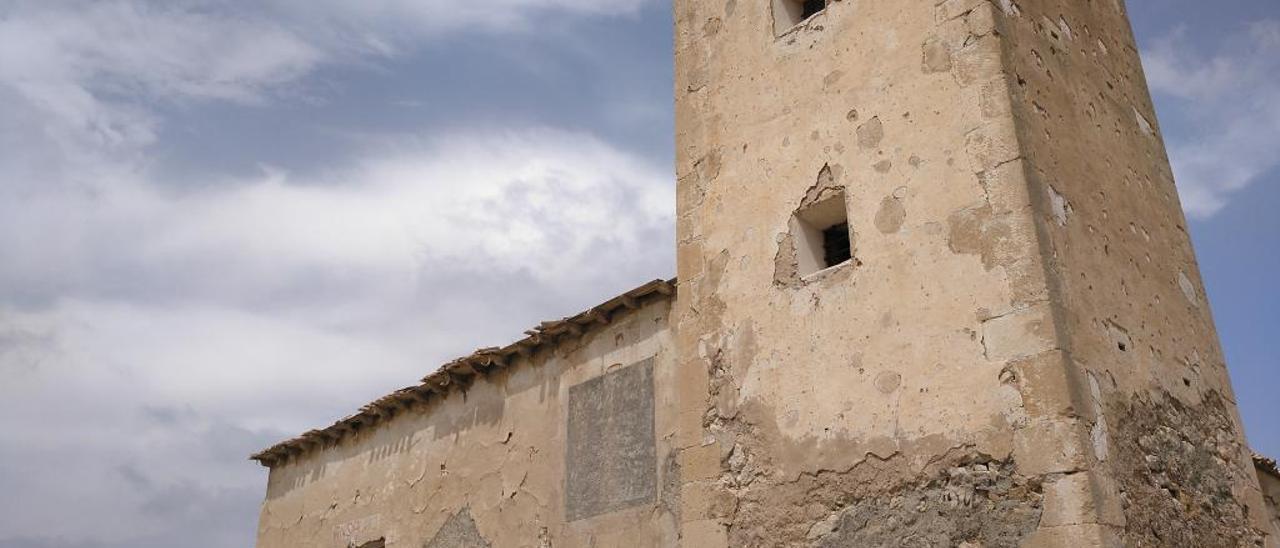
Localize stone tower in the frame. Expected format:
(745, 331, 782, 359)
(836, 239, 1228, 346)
(672, 0, 1271, 546)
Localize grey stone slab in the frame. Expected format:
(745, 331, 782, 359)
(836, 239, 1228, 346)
(422, 508, 490, 548)
(565, 358, 657, 521)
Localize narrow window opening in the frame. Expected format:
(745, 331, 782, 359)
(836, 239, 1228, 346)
(353, 539, 385, 548)
(773, 0, 826, 35)
(791, 190, 853, 278)
(801, 0, 826, 19)
(822, 222, 851, 267)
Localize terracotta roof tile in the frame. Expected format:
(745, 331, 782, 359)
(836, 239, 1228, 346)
(250, 278, 677, 467)
(1256, 453, 1279, 480)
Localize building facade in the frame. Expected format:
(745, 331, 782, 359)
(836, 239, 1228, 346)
(252, 1, 1275, 546)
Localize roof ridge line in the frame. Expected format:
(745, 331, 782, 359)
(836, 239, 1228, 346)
(249, 277, 677, 467)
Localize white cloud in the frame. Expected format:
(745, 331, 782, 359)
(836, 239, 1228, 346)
(0, 2, 670, 545)
(0, 2, 323, 101)
(269, 0, 657, 40)
(1142, 20, 1280, 218)
(0, 128, 672, 307)
(0, 0, 657, 104)
(0, 0, 662, 198)
(0, 0, 659, 96)
(0, 2, 322, 178)
(0, 126, 674, 545)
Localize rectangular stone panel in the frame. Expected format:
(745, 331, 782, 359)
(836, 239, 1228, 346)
(565, 358, 657, 521)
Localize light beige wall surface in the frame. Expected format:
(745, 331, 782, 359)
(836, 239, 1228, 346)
(1261, 470, 1280, 548)
(674, 0, 1060, 545)
(998, 0, 1268, 544)
(673, 0, 1266, 546)
(255, 1, 1269, 546)
(256, 301, 679, 548)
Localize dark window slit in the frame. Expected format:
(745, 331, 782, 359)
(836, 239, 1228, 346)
(802, 0, 826, 19)
(822, 222, 851, 267)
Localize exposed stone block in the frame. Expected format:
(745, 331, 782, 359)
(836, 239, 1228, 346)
(935, 0, 986, 24)
(964, 119, 1021, 174)
(678, 441, 723, 482)
(682, 519, 728, 548)
(1023, 523, 1123, 548)
(952, 35, 1005, 87)
(679, 480, 736, 520)
(965, 3, 998, 36)
(1013, 418, 1091, 476)
(1040, 471, 1125, 528)
(1006, 350, 1091, 421)
(982, 304, 1058, 363)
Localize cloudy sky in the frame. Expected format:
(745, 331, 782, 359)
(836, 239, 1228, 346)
(0, 1, 1276, 546)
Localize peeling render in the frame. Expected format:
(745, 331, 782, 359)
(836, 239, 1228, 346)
(996, 0, 1271, 542)
(252, 0, 1270, 546)
(254, 297, 681, 547)
(675, 0, 1268, 544)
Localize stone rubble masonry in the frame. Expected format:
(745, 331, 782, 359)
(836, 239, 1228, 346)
(251, 0, 1273, 546)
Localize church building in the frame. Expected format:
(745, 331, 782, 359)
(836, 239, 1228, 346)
(252, 0, 1279, 546)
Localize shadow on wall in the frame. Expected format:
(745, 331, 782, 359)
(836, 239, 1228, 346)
(264, 382, 511, 501)
(262, 307, 667, 502)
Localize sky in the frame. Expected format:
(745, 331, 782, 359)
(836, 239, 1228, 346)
(0, 1, 1276, 546)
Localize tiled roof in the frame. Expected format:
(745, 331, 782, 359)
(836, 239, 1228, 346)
(250, 278, 677, 467)
(1257, 453, 1279, 480)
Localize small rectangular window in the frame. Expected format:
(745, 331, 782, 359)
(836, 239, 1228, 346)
(774, 0, 826, 35)
(791, 190, 852, 278)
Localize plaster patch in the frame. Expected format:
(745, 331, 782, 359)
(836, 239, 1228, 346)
(874, 371, 902, 394)
(565, 358, 658, 521)
(922, 36, 953, 74)
(874, 195, 906, 234)
(857, 116, 884, 149)
(1177, 271, 1200, 307)
(1048, 185, 1071, 226)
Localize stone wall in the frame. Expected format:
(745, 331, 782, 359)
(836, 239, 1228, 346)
(674, 0, 1058, 545)
(255, 300, 679, 548)
(254, 1, 1269, 546)
(672, 0, 1267, 546)
(996, 0, 1269, 543)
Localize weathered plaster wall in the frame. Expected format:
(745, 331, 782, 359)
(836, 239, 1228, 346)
(256, 300, 679, 548)
(255, 1, 1266, 546)
(1259, 470, 1280, 547)
(995, 0, 1269, 544)
(674, 0, 1068, 545)
(674, 0, 1265, 546)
